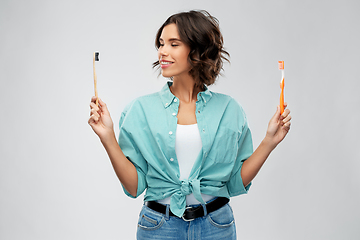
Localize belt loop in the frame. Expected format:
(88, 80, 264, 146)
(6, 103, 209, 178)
(201, 203, 207, 217)
(165, 204, 170, 219)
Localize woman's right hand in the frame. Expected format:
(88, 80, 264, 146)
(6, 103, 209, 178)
(88, 96, 115, 141)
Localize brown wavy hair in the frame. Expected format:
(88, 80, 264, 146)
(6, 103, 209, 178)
(152, 10, 230, 87)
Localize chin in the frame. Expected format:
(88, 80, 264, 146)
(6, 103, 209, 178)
(161, 71, 173, 78)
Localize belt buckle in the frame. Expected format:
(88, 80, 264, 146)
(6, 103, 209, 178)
(181, 206, 195, 222)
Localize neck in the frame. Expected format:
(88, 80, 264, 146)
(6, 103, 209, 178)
(171, 75, 202, 103)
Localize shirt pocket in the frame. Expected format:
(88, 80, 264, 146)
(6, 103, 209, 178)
(207, 126, 240, 164)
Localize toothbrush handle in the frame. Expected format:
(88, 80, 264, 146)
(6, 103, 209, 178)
(280, 78, 284, 114)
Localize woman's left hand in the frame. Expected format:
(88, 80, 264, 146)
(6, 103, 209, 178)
(264, 103, 292, 148)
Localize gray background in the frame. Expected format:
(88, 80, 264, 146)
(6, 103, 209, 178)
(1, 0, 359, 239)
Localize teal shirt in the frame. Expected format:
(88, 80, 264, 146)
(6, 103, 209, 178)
(118, 82, 253, 217)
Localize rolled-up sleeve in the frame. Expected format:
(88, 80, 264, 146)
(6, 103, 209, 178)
(118, 110, 148, 198)
(226, 108, 253, 197)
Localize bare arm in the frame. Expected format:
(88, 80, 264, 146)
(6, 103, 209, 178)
(88, 96, 138, 197)
(241, 104, 292, 187)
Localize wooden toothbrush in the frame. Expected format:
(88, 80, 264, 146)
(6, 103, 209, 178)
(93, 52, 99, 106)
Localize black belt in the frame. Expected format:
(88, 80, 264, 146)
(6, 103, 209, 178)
(145, 197, 229, 221)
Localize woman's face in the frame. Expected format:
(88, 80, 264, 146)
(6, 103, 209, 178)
(158, 23, 191, 79)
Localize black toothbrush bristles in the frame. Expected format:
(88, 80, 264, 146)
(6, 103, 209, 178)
(95, 52, 99, 61)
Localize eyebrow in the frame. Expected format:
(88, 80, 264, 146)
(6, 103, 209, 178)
(159, 37, 182, 42)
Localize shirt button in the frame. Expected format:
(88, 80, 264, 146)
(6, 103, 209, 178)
(174, 99, 178, 102)
(169, 131, 173, 135)
(165, 103, 169, 106)
(204, 100, 207, 103)
(198, 110, 200, 113)
(202, 129, 205, 132)
(170, 158, 174, 161)
(172, 113, 176, 116)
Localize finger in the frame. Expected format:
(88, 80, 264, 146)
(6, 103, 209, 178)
(88, 117, 93, 125)
(90, 108, 100, 119)
(98, 99, 110, 115)
(89, 113, 99, 124)
(90, 102, 99, 110)
(270, 105, 281, 122)
(283, 121, 291, 130)
(281, 108, 291, 119)
(282, 114, 292, 124)
(90, 101, 100, 110)
(91, 96, 98, 104)
(88, 115, 98, 125)
(90, 103, 100, 116)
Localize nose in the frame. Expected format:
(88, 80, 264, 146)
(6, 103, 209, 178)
(158, 45, 168, 58)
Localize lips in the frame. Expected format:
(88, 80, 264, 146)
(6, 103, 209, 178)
(160, 60, 174, 68)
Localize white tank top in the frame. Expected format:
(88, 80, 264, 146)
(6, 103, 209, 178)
(157, 124, 214, 205)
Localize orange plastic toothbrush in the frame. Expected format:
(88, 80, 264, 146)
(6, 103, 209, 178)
(278, 61, 285, 114)
(93, 52, 99, 106)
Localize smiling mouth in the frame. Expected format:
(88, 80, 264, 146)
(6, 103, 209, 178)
(160, 61, 173, 68)
(160, 61, 173, 65)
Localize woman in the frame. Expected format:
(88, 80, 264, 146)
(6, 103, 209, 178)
(89, 10, 291, 240)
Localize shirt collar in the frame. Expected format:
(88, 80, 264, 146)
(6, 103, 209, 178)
(197, 84, 212, 104)
(159, 81, 212, 108)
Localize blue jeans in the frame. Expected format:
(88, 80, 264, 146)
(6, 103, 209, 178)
(137, 202, 236, 240)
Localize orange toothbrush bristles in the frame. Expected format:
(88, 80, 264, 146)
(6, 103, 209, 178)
(278, 61, 285, 114)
